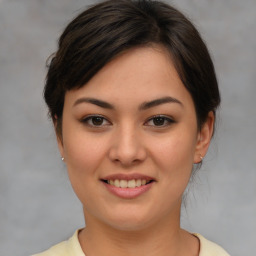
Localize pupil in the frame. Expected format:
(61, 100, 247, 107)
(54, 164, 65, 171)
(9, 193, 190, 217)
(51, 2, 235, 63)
(153, 117, 164, 126)
(92, 117, 103, 125)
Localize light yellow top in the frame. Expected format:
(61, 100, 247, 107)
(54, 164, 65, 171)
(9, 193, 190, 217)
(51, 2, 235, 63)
(32, 230, 230, 256)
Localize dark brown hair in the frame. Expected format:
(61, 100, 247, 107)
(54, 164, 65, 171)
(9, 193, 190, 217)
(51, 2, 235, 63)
(44, 0, 220, 136)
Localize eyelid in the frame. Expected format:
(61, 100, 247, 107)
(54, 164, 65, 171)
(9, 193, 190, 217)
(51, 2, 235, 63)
(81, 114, 112, 127)
(144, 115, 175, 127)
(80, 114, 174, 128)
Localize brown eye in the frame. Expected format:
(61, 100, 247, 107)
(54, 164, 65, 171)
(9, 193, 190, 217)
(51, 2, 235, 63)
(91, 116, 104, 126)
(145, 115, 175, 127)
(152, 116, 166, 126)
(82, 115, 111, 127)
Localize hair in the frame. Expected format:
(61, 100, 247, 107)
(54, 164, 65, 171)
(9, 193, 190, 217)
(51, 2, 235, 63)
(44, 0, 220, 136)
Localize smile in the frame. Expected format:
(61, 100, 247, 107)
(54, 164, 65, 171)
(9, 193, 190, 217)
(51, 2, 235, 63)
(104, 179, 152, 188)
(101, 174, 155, 199)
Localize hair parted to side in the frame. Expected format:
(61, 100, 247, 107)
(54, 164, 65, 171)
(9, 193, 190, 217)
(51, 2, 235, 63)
(44, 0, 220, 137)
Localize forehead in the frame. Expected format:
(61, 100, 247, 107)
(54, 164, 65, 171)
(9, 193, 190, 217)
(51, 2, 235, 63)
(64, 46, 193, 109)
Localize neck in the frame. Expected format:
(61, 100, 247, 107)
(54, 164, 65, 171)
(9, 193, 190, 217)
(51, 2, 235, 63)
(78, 205, 199, 256)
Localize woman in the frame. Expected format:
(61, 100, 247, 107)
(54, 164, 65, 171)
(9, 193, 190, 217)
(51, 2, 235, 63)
(34, 0, 230, 255)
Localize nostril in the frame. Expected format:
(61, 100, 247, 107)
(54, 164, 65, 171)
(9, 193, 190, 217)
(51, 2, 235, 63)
(108, 136, 147, 166)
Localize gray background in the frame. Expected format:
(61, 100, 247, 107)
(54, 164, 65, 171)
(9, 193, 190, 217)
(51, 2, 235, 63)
(0, 0, 255, 255)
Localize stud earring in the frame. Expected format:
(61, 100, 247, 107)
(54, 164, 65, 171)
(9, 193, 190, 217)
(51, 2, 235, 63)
(200, 154, 204, 161)
(61, 157, 64, 161)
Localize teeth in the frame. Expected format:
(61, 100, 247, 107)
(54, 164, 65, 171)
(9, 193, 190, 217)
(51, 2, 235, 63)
(114, 179, 119, 187)
(108, 179, 149, 188)
(128, 179, 136, 188)
(120, 180, 127, 188)
(136, 179, 141, 187)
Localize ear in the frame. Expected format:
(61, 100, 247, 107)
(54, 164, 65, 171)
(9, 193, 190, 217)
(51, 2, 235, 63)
(54, 115, 65, 161)
(56, 134, 65, 161)
(194, 111, 215, 164)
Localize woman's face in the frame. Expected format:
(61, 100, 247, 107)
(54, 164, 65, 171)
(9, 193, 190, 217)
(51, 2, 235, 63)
(58, 46, 213, 231)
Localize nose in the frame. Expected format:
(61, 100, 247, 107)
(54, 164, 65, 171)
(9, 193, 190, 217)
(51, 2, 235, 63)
(108, 124, 147, 167)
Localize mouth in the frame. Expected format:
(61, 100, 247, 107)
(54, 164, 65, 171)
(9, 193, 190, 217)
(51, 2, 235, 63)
(100, 174, 155, 199)
(101, 179, 154, 188)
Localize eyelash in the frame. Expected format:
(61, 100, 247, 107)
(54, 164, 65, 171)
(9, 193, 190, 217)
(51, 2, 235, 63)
(81, 115, 175, 128)
(81, 115, 111, 127)
(144, 115, 175, 127)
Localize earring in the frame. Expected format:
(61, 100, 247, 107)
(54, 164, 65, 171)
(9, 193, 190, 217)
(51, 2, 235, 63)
(61, 157, 65, 161)
(200, 154, 203, 161)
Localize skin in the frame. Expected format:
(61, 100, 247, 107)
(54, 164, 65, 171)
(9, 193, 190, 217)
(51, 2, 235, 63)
(57, 46, 214, 256)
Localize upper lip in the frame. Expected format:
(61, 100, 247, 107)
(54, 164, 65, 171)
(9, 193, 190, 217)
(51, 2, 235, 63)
(101, 173, 156, 182)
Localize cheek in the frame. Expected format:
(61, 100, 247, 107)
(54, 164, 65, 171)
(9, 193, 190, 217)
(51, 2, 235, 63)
(65, 137, 103, 171)
(62, 133, 109, 207)
(152, 134, 196, 168)
(62, 129, 109, 186)
(149, 127, 198, 190)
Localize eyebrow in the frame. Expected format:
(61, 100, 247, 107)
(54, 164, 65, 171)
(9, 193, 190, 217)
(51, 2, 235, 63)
(73, 96, 183, 110)
(73, 97, 114, 109)
(139, 96, 183, 110)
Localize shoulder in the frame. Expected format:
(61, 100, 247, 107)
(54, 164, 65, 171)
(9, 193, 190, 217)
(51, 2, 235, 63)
(31, 230, 85, 256)
(194, 233, 231, 256)
(31, 240, 69, 256)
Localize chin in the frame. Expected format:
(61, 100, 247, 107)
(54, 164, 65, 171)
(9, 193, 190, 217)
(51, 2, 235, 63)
(100, 209, 159, 232)
(107, 218, 153, 232)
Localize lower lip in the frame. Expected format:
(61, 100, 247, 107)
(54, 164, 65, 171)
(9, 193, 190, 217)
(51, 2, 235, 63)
(102, 182, 154, 199)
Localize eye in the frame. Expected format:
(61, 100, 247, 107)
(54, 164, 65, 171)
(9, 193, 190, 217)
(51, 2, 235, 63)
(81, 115, 111, 127)
(145, 115, 175, 127)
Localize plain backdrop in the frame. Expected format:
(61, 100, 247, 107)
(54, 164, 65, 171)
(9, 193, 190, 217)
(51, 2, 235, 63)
(0, 0, 255, 255)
